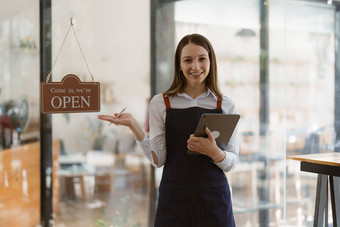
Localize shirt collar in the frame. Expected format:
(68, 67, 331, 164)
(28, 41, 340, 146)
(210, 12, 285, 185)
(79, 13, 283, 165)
(178, 88, 217, 100)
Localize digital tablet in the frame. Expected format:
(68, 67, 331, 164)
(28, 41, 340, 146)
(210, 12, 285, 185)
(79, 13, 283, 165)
(187, 113, 240, 155)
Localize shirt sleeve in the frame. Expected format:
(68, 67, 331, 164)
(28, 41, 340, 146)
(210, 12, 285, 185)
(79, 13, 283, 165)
(135, 94, 167, 168)
(214, 97, 239, 172)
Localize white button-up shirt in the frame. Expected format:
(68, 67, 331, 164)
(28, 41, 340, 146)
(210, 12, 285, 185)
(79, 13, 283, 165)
(137, 89, 239, 172)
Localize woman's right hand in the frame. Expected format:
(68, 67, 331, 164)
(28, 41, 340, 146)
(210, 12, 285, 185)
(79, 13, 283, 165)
(97, 113, 145, 141)
(98, 113, 135, 128)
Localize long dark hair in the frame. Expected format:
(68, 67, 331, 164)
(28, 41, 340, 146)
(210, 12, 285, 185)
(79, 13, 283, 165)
(164, 33, 222, 98)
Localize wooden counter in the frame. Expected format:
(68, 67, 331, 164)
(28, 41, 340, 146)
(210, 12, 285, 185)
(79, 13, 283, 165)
(0, 140, 60, 227)
(287, 152, 340, 227)
(287, 152, 340, 167)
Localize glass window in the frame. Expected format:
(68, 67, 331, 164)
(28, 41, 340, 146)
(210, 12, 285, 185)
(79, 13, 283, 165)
(152, 0, 335, 226)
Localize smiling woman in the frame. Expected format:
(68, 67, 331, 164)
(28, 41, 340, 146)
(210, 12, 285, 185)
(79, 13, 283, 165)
(165, 33, 221, 100)
(180, 43, 210, 96)
(98, 33, 239, 227)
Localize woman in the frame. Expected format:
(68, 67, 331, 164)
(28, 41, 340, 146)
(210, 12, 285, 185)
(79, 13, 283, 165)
(98, 33, 238, 227)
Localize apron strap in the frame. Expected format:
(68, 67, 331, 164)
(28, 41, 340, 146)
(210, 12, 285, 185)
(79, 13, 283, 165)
(162, 93, 171, 109)
(217, 96, 222, 109)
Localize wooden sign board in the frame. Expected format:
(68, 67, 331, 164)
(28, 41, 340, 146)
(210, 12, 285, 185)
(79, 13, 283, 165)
(40, 74, 100, 113)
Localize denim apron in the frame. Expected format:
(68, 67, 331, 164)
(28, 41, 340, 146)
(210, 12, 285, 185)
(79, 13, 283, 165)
(154, 93, 235, 227)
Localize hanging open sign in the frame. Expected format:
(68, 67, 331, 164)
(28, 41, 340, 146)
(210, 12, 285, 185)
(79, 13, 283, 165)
(40, 74, 100, 113)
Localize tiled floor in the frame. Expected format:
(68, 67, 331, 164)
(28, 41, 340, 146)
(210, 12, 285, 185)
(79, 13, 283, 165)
(53, 158, 329, 227)
(54, 153, 150, 227)
(54, 170, 149, 227)
(54, 193, 148, 227)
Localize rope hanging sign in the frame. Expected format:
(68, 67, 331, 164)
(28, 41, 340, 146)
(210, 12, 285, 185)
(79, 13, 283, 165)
(40, 17, 100, 114)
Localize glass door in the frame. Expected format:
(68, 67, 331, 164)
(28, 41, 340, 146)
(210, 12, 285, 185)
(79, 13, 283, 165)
(50, 1, 152, 226)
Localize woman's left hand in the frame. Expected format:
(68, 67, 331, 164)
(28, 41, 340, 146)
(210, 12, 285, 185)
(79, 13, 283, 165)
(187, 127, 226, 163)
